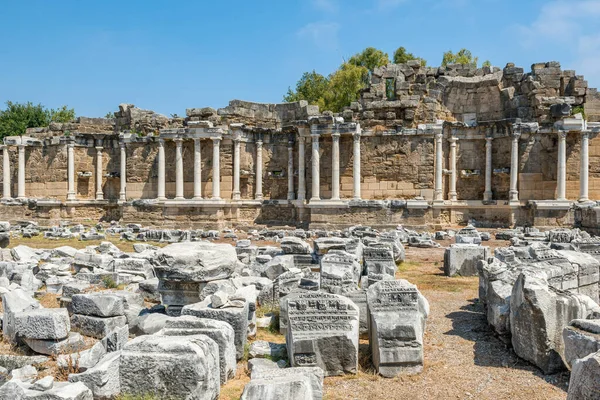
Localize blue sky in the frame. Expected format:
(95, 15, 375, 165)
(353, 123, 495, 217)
(1, 0, 599, 118)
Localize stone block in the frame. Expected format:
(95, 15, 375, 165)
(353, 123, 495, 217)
(71, 314, 127, 339)
(119, 335, 220, 400)
(71, 293, 125, 317)
(444, 244, 489, 277)
(2, 288, 41, 344)
(367, 280, 429, 377)
(181, 297, 249, 360)
(284, 292, 359, 376)
(69, 351, 121, 400)
(24, 332, 85, 356)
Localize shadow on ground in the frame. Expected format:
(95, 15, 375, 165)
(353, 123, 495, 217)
(444, 298, 569, 392)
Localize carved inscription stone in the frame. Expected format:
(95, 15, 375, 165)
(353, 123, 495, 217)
(367, 279, 429, 377)
(363, 246, 396, 287)
(284, 292, 359, 376)
(320, 250, 361, 295)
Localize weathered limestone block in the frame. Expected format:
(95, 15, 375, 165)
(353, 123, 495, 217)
(444, 244, 489, 277)
(250, 366, 324, 400)
(280, 237, 312, 254)
(367, 280, 429, 376)
(101, 325, 129, 352)
(320, 250, 361, 294)
(69, 351, 121, 400)
(24, 332, 85, 356)
(363, 245, 396, 286)
(119, 335, 220, 400)
(181, 297, 249, 360)
(0, 380, 93, 399)
(153, 242, 239, 311)
(567, 349, 600, 400)
(157, 315, 237, 384)
(510, 271, 600, 374)
(241, 375, 314, 400)
(563, 319, 600, 369)
(2, 288, 40, 344)
(263, 255, 294, 281)
(71, 314, 127, 339)
(284, 292, 359, 376)
(71, 293, 125, 317)
(15, 308, 70, 340)
(455, 224, 482, 244)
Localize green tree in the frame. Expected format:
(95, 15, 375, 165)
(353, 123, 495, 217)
(442, 49, 479, 67)
(283, 70, 330, 110)
(347, 47, 390, 72)
(49, 105, 75, 123)
(482, 60, 492, 68)
(104, 112, 114, 119)
(0, 101, 75, 138)
(324, 63, 369, 112)
(393, 46, 426, 66)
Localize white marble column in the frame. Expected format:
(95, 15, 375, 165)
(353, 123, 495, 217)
(556, 131, 567, 201)
(193, 138, 202, 200)
(174, 138, 184, 200)
(212, 138, 221, 200)
(17, 144, 26, 199)
(509, 131, 520, 203)
(67, 143, 76, 201)
(232, 138, 241, 200)
(119, 142, 126, 202)
(157, 139, 166, 200)
(448, 136, 458, 201)
(353, 132, 361, 199)
(287, 140, 294, 200)
(95, 143, 103, 201)
(434, 133, 443, 202)
(580, 131, 590, 202)
(331, 133, 340, 200)
(298, 137, 306, 201)
(484, 136, 493, 202)
(255, 138, 263, 200)
(311, 133, 320, 201)
(2, 146, 11, 200)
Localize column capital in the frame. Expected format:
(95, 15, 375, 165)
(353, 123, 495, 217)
(95, 146, 103, 152)
(353, 131, 361, 141)
(210, 137, 222, 143)
(448, 136, 458, 144)
(485, 135, 494, 142)
(158, 138, 165, 145)
(581, 131, 590, 139)
(311, 133, 320, 139)
(119, 141, 126, 149)
(173, 137, 183, 143)
(511, 130, 521, 140)
(256, 139, 263, 147)
(558, 131, 568, 140)
(331, 132, 341, 138)
(17, 143, 26, 149)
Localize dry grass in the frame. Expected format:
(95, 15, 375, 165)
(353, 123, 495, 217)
(8, 235, 168, 253)
(36, 292, 61, 308)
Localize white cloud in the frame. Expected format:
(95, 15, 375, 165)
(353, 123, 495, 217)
(312, 0, 338, 13)
(297, 21, 340, 50)
(516, 0, 600, 86)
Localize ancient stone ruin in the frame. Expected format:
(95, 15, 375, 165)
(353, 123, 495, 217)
(0, 61, 599, 232)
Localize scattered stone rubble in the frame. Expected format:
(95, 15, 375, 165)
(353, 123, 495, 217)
(4, 221, 600, 398)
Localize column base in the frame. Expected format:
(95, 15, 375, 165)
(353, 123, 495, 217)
(287, 194, 295, 201)
(483, 191, 493, 202)
(157, 197, 167, 201)
(579, 197, 592, 203)
(255, 195, 263, 201)
(193, 196, 203, 200)
(175, 197, 185, 201)
(232, 192, 241, 201)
